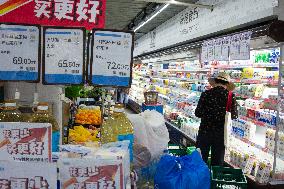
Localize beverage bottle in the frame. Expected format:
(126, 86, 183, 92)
(29, 102, 60, 152)
(0, 100, 23, 122)
(101, 104, 134, 161)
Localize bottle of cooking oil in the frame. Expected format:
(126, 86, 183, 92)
(29, 102, 60, 152)
(0, 100, 23, 122)
(101, 103, 134, 161)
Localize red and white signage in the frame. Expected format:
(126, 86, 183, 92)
(59, 158, 124, 189)
(0, 122, 52, 162)
(0, 161, 57, 189)
(0, 0, 106, 30)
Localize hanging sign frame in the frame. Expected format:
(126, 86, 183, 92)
(90, 29, 134, 87)
(42, 26, 86, 85)
(0, 23, 41, 82)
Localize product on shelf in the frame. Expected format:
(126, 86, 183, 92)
(75, 106, 102, 125)
(100, 104, 134, 161)
(68, 125, 99, 144)
(29, 102, 60, 152)
(0, 100, 23, 122)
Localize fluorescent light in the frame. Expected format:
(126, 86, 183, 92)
(134, 4, 170, 32)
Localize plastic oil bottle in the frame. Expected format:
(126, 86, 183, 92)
(29, 102, 60, 152)
(0, 100, 23, 122)
(101, 103, 134, 161)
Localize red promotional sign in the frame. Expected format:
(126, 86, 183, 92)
(0, 0, 105, 30)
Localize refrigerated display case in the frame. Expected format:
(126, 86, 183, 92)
(129, 21, 284, 186)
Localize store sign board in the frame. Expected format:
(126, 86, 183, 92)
(91, 30, 134, 87)
(58, 158, 123, 189)
(0, 24, 40, 81)
(134, 0, 278, 56)
(43, 27, 85, 85)
(0, 161, 57, 188)
(0, 122, 52, 162)
(0, 0, 106, 30)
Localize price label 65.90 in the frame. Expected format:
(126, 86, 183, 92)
(43, 27, 85, 85)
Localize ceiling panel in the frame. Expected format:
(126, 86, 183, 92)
(105, 0, 199, 39)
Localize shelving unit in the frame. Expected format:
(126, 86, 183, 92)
(129, 41, 284, 186)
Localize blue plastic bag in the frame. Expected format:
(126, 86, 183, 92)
(154, 151, 210, 189)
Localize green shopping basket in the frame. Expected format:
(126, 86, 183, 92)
(211, 166, 247, 189)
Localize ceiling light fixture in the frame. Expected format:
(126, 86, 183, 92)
(134, 3, 170, 32)
(135, 0, 213, 10)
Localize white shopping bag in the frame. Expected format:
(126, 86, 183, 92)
(224, 92, 233, 147)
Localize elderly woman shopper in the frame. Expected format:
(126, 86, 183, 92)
(195, 72, 238, 166)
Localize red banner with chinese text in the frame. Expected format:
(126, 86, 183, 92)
(0, 0, 105, 30)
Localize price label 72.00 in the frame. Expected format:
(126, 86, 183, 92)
(91, 30, 134, 87)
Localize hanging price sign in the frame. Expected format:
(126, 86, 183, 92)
(0, 161, 57, 189)
(221, 37, 230, 61)
(229, 34, 241, 60)
(239, 31, 252, 60)
(0, 24, 40, 81)
(0, 122, 52, 162)
(43, 27, 85, 85)
(91, 30, 134, 87)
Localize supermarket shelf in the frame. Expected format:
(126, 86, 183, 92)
(127, 99, 141, 113)
(166, 69, 210, 72)
(232, 134, 268, 152)
(232, 79, 278, 85)
(165, 121, 196, 144)
(151, 76, 208, 83)
(158, 93, 170, 99)
(224, 160, 266, 186)
(209, 64, 279, 69)
(239, 116, 276, 130)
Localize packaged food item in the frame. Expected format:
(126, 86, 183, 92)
(0, 100, 23, 122)
(68, 125, 99, 144)
(255, 160, 272, 184)
(75, 107, 102, 125)
(29, 102, 60, 152)
(101, 104, 134, 161)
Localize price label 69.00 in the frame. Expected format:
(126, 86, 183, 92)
(0, 24, 40, 81)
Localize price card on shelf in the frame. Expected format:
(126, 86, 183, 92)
(0, 161, 57, 189)
(43, 27, 85, 85)
(0, 122, 52, 162)
(91, 30, 134, 87)
(58, 158, 123, 189)
(0, 24, 40, 81)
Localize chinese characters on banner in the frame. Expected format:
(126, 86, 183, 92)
(201, 31, 252, 63)
(0, 122, 52, 162)
(43, 27, 85, 84)
(0, 161, 57, 189)
(59, 158, 124, 189)
(0, 24, 40, 81)
(0, 0, 105, 30)
(91, 30, 134, 87)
